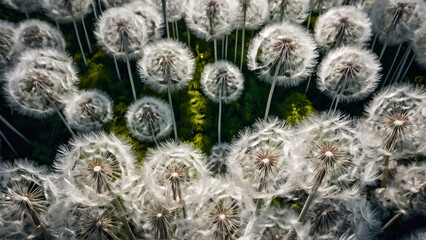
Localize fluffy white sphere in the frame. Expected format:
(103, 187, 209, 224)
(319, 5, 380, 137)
(3, 48, 79, 118)
(317, 46, 381, 103)
(95, 7, 148, 60)
(124, 1, 164, 41)
(200, 60, 244, 104)
(185, 0, 238, 41)
(125, 96, 173, 142)
(64, 90, 113, 132)
(314, 6, 372, 51)
(138, 39, 195, 93)
(247, 21, 318, 87)
(43, 0, 93, 23)
(268, 0, 310, 24)
(13, 19, 65, 54)
(54, 132, 138, 205)
(236, 0, 269, 30)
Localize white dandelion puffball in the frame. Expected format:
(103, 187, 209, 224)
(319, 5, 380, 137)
(317, 46, 381, 103)
(125, 96, 173, 142)
(185, 0, 238, 41)
(296, 112, 379, 198)
(375, 162, 426, 215)
(54, 132, 138, 204)
(142, 141, 209, 204)
(227, 118, 297, 201)
(311, 0, 343, 12)
(1, 0, 41, 14)
(201, 60, 244, 104)
(125, 1, 164, 41)
(43, 0, 93, 23)
(370, 0, 421, 45)
(268, 0, 310, 24)
(236, 0, 269, 30)
(414, 23, 426, 68)
(315, 6, 372, 51)
(0, 20, 15, 70)
(101, 0, 133, 8)
(138, 39, 195, 93)
(0, 159, 53, 239)
(13, 19, 65, 54)
(64, 90, 113, 132)
(363, 84, 426, 157)
(151, 0, 184, 22)
(95, 7, 148, 60)
(247, 21, 318, 87)
(3, 48, 79, 118)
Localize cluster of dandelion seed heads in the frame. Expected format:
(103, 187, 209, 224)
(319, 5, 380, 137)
(43, 0, 93, 23)
(317, 46, 381, 103)
(126, 96, 173, 142)
(13, 20, 65, 54)
(201, 60, 244, 103)
(54, 132, 137, 204)
(138, 39, 195, 93)
(3, 48, 79, 118)
(96, 7, 148, 60)
(64, 90, 113, 132)
(247, 21, 318, 87)
(185, 0, 238, 41)
(315, 6, 372, 51)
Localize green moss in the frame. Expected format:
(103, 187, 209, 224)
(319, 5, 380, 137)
(278, 92, 315, 125)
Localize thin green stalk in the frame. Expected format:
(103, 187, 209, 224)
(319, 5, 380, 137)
(0, 115, 32, 145)
(72, 19, 87, 66)
(125, 55, 137, 101)
(264, 63, 281, 120)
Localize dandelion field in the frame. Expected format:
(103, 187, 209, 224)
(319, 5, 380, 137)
(0, 0, 425, 239)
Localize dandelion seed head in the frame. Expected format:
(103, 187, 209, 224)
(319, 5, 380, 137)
(96, 7, 148, 60)
(64, 90, 113, 132)
(317, 46, 381, 103)
(201, 61, 244, 103)
(125, 1, 163, 41)
(43, 0, 93, 23)
(126, 96, 173, 142)
(248, 21, 318, 87)
(235, 0, 269, 30)
(185, 0, 238, 41)
(14, 20, 65, 54)
(0, 20, 15, 69)
(3, 48, 79, 118)
(315, 6, 372, 51)
(138, 39, 195, 93)
(268, 0, 310, 24)
(413, 23, 426, 68)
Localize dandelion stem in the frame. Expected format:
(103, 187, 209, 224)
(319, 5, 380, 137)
(225, 35, 228, 59)
(186, 25, 191, 45)
(285, 170, 325, 240)
(391, 44, 412, 84)
(113, 55, 122, 81)
(218, 90, 222, 144)
(0, 129, 17, 155)
(81, 17, 92, 54)
(399, 54, 415, 83)
(55, 20, 60, 30)
(240, 5, 247, 70)
(26, 204, 51, 240)
(0, 115, 33, 145)
(92, 2, 98, 19)
(148, 120, 159, 147)
(305, 74, 312, 94)
(161, 0, 170, 38)
(73, 19, 87, 66)
(222, 38, 225, 59)
(98, 0, 103, 13)
(175, 21, 179, 40)
(264, 63, 281, 120)
(25, 11, 29, 19)
(382, 212, 402, 230)
(112, 197, 136, 240)
(214, 39, 218, 62)
(371, 35, 377, 51)
(381, 155, 390, 188)
(382, 42, 402, 87)
(379, 41, 388, 61)
(307, 10, 312, 29)
(234, 29, 239, 63)
(125, 55, 137, 101)
(167, 78, 178, 141)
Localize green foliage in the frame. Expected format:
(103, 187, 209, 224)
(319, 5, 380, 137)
(277, 92, 315, 125)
